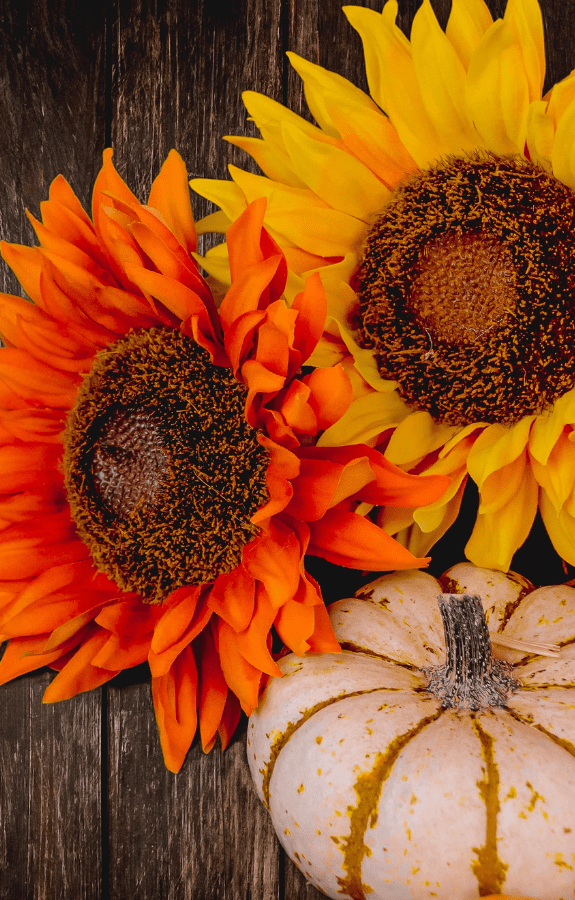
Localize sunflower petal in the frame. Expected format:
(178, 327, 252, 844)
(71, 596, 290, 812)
(410, 0, 480, 154)
(308, 507, 430, 570)
(152, 644, 198, 773)
(286, 51, 380, 137)
(147, 149, 197, 255)
(343, 2, 445, 167)
(446, 0, 493, 69)
(465, 18, 530, 154)
(465, 455, 538, 570)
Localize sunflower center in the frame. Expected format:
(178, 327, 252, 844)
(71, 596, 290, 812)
(359, 153, 575, 426)
(410, 231, 518, 346)
(64, 328, 270, 602)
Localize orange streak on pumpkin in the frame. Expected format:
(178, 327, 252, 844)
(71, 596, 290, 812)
(470, 714, 509, 896)
(336, 709, 444, 900)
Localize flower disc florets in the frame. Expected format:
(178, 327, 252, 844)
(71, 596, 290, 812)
(64, 327, 270, 602)
(359, 153, 575, 426)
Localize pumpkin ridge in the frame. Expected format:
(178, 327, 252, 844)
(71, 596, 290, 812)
(505, 706, 575, 761)
(337, 708, 444, 900)
(470, 714, 509, 895)
(495, 590, 535, 635)
(338, 641, 417, 670)
(261, 684, 411, 809)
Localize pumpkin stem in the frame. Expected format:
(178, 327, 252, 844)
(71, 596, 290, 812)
(423, 594, 519, 710)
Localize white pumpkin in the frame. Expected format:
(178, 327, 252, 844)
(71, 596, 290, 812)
(247, 565, 575, 900)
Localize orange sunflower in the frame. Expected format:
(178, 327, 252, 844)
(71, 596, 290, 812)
(0, 149, 448, 771)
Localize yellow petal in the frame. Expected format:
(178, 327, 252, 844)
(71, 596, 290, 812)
(547, 69, 575, 128)
(410, 0, 480, 154)
(286, 51, 379, 137)
(228, 164, 327, 210)
(343, 2, 445, 168)
(551, 94, 575, 190)
(529, 387, 575, 466)
(385, 411, 459, 467)
(190, 177, 246, 222)
(194, 209, 230, 236)
(526, 99, 554, 170)
(466, 416, 534, 489)
(318, 389, 409, 448)
(280, 122, 389, 220)
(465, 18, 530, 155)
(465, 456, 538, 571)
(446, 0, 493, 69)
(504, 0, 545, 102)
(242, 90, 335, 155)
(478, 449, 532, 515)
(539, 490, 575, 567)
(192, 243, 231, 286)
(325, 98, 416, 187)
(530, 431, 575, 515)
(410, 479, 467, 555)
(264, 206, 367, 259)
(223, 135, 306, 189)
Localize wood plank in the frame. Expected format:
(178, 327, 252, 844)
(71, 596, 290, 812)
(108, 0, 285, 226)
(107, 681, 279, 899)
(0, 673, 102, 900)
(0, 0, 106, 898)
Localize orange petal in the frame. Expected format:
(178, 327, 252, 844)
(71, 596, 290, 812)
(0, 634, 64, 685)
(307, 601, 340, 653)
(216, 692, 242, 751)
(129, 217, 210, 302)
(207, 565, 256, 632)
(219, 253, 287, 332)
(231, 584, 281, 677)
(43, 630, 119, 701)
(148, 149, 197, 255)
(300, 444, 450, 507)
(308, 508, 431, 570)
(92, 149, 140, 242)
(226, 197, 286, 296)
(0, 243, 44, 306)
(274, 597, 316, 657)
(0, 524, 88, 581)
(0, 408, 66, 444)
(124, 264, 216, 334)
(152, 643, 198, 773)
(148, 595, 212, 679)
(198, 624, 230, 752)
(279, 379, 318, 435)
(224, 308, 267, 376)
(291, 272, 328, 364)
(0, 443, 62, 493)
(150, 586, 202, 655)
(242, 518, 301, 608)
(216, 619, 263, 716)
(0, 348, 79, 408)
(45, 174, 94, 230)
(304, 364, 353, 430)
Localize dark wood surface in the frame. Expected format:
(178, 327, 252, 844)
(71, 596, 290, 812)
(1, 1, 575, 897)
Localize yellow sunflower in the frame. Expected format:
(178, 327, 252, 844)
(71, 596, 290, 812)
(0, 149, 448, 772)
(191, 0, 575, 573)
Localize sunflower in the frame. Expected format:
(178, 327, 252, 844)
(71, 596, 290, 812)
(0, 149, 448, 772)
(191, 0, 575, 574)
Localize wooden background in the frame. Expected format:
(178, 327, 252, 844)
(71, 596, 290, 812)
(1, 0, 575, 897)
